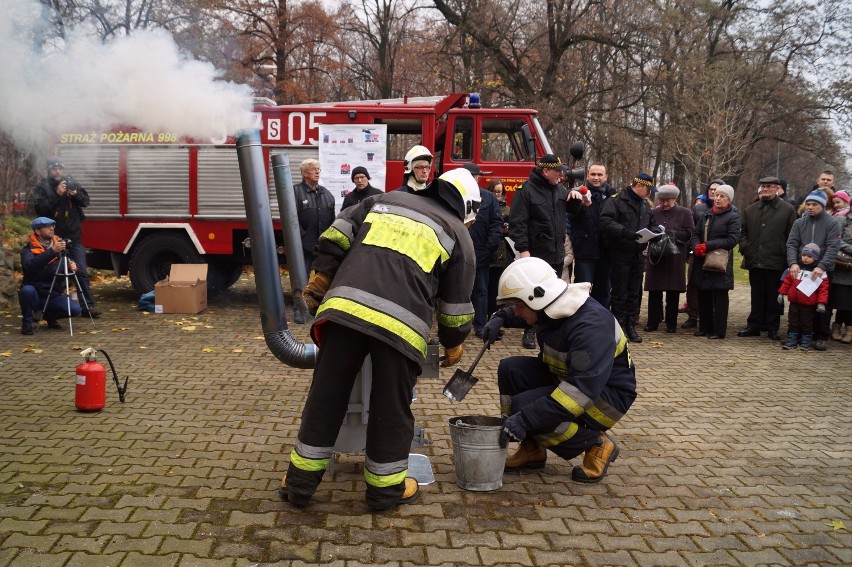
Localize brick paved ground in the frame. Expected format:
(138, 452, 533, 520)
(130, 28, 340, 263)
(0, 274, 849, 566)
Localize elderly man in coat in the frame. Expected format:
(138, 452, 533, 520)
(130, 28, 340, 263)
(736, 176, 796, 340)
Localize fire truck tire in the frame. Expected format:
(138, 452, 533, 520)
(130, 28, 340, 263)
(129, 232, 202, 293)
(207, 261, 243, 292)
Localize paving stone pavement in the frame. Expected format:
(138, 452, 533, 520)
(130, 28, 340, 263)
(0, 274, 850, 566)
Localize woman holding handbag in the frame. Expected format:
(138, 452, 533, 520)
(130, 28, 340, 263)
(644, 184, 694, 333)
(689, 184, 741, 339)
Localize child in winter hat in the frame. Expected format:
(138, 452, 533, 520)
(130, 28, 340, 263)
(777, 242, 829, 351)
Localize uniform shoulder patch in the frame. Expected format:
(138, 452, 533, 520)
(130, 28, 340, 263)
(570, 350, 592, 372)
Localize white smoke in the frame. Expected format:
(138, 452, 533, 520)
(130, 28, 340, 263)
(0, 0, 256, 152)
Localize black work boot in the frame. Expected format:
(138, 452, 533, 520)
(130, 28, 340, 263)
(366, 477, 420, 512)
(521, 328, 536, 349)
(279, 465, 325, 508)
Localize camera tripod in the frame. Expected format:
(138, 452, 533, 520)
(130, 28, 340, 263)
(38, 244, 94, 336)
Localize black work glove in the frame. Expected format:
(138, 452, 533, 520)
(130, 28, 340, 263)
(499, 413, 528, 448)
(482, 312, 506, 346)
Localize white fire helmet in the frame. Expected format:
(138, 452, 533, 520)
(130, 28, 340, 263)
(438, 168, 481, 224)
(497, 257, 567, 311)
(403, 145, 433, 175)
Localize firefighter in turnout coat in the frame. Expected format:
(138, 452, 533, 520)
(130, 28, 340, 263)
(280, 169, 480, 511)
(480, 257, 637, 483)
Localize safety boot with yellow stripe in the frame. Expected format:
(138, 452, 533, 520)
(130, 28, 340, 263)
(571, 431, 619, 483)
(504, 439, 547, 472)
(366, 477, 420, 511)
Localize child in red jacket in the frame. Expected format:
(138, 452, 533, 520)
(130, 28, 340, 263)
(778, 243, 830, 351)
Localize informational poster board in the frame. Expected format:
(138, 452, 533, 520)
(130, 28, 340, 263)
(318, 124, 387, 212)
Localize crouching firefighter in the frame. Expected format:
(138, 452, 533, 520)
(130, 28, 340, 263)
(280, 168, 480, 511)
(480, 256, 637, 482)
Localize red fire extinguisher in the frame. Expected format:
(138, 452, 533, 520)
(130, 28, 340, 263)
(76, 348, 128, 412)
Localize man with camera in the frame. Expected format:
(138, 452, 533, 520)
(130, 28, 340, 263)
(19, 217, 82, 335)
(33, 157, 99, 317)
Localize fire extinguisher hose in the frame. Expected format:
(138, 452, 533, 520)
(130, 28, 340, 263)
(96, 349, 128, 403)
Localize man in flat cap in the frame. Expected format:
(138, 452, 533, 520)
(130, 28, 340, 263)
(599, 172, 659, 343)
(508, 153, 570, 348)
(737, 176, 796, 340)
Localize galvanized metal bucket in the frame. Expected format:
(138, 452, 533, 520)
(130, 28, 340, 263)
(448, 416, 507, 491)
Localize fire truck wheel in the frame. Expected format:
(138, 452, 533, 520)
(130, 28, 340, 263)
(207, 261, 243, 293)
(129, 232, 201, 293)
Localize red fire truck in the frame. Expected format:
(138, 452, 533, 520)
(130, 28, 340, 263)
(56, 93, 559, 292)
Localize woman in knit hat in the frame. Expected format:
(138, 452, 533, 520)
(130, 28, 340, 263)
(688, 184, 741, 339)
(643, 184, 694, 333)
(830, 190, 849, 217)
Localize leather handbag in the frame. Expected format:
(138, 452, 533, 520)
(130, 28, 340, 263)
(835, 249, 852, 270)
(647, 233, 679, 265)
(701, 220, 730, 273)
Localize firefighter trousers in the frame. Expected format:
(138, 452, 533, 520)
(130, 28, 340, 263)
(286, 321, 419, 509)
(497, 355, 601, 460)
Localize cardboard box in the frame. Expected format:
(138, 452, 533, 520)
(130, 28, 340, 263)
(154, 264, 208, 314)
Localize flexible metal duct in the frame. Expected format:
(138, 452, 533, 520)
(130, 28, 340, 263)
(270, 153, 310, 319)
(236, 130, 317, 369)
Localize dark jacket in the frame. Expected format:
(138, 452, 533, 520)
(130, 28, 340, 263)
(786, 210, 842, 272)
(293, 181, 335, 256)
(599, 186, 654, 261)
(689, 207, 741, 290)
(496, 285, 636, 435)
(341, 185, 383, 210)
(312, 190, 475, 367)
(21, 234, 65, 297)
(469, 189, 505, 267)
(644, 205, 694, 292)
(739, 196, 796, 271)
(567, 182, 616, 260)
(33, 176, 90, 241)
(832, 215, 852, 286)
(508, 168, 568, 266)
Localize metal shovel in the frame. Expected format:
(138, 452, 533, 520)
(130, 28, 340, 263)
(443, 340, 490, 402)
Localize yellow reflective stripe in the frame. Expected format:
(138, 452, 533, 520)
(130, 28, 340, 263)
(586, 398, 623, 428)
(534, 422, 579, 448)
(587, 406, 617, 428)
(289, 449, 329, 472)
(551, 388, 585, 417)
(362, 212, 449, 272)
(613, 323, 632, 366)
(542, 353, 568, 379)
(364, 468, 408, 488)
(437, 312, 473, 328)
(317, 297, 427, 357)
(319, 226, 351, 251)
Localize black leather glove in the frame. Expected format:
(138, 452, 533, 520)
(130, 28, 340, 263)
(482, 312, 506, 346)
(498, 413, 528, 448)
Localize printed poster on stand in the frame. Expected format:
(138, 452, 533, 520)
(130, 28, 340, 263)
(318, 124, 387, 213)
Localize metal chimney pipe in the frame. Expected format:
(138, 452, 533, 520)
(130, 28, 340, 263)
(236, 130, 317, 369)
(271, 153, 309, 318)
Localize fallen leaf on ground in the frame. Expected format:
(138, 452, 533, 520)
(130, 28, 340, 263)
(182, 326, 197, 331)
(232, 348, 243, 353)
(0, 352, 12, 357)
(202, 348, 215, 353)
(826, 520, 846, 530)
(111, 327, 130, 332)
